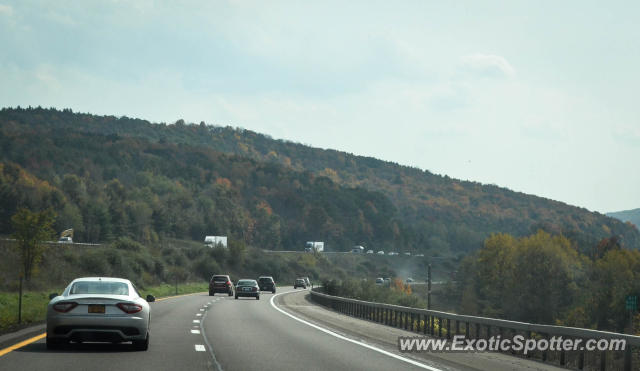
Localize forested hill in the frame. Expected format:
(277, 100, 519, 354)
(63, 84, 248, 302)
(1, 107, 638, 252)
(607, 209, 640, 229)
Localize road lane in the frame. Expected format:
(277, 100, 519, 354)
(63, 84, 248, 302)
(201, 287, 439, 371)
(0, 292, 217, 371)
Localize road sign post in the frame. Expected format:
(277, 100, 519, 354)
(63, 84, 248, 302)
(626, 295, 637, 335)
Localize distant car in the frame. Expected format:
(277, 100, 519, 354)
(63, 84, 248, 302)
(406, 278, 414, 283)
(366, 249, 374, 254)
(377, 250, 384, 255)
(404, 252, 411, 256)
(58, 236, 73, 244)
(258, 276, 276, 293)
(294, 278, 307, 289)
(383, 278, 391, 286)
(235, 279, 260, 300)
(209, 275, 234, 296)
(302, 277, 311, 288)
(375, 277, 384, 285)
(415, 254, 425, 257)
(46, 277, 154, 350)
(388, 252, 398, 256)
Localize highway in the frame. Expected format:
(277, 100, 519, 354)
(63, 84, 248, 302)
(0, 287, 563, 371)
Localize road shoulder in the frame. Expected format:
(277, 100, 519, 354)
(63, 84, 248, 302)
(275, 290, 566, 371)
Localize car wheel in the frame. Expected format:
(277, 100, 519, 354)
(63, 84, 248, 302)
(235, 295, 238, 299)
(46, 337, 64, 350)
(209, 291, 213, 296)
(272, 289, 276, 294)
(256, 295, 260, 300)
(228, 291, 233, 296)
(132, 333, 149, 351)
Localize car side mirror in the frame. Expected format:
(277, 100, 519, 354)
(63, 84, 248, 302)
(49, 293, 58, 300)
(146, 294, 156, 302)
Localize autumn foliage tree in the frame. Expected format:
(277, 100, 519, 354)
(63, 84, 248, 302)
(11, 208, 56, 281)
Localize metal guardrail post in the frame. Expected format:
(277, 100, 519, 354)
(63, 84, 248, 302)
(623, 344, 631, 371)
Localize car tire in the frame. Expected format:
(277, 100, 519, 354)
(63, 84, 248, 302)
(132, 333, 149, 351)
(235, 295, 238, 299)
(256, 295, 260, 300)
(228, 291, 233, 296)
(272, 289, 276, 294)
(46, 337, 64, 350)
(209, 291, 214, 296)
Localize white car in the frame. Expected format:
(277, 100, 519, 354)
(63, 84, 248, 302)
(58, 236, 73, 244)
(377, 250, 384, 255)
(46, 277, 154, 350)
(388, 252, 398, 256)
(366, 249, 374, 254)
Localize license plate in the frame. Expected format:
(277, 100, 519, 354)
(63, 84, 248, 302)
(243, 287, 250, 291)
(88, 304, 105, 314)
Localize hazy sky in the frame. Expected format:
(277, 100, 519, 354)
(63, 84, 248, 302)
(1, 1, 638, 213)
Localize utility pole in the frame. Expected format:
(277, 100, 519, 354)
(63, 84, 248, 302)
(427, 264, 432, 310)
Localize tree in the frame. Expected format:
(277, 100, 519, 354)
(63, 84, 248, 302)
(11, 208, 56, 281)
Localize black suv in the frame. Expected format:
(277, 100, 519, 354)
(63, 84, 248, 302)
(209, 274, 234, 296)
(257, 276, 276, 293)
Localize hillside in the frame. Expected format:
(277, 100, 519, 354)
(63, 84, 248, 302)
(1, 107, 638, 252)
(607, 208, 640, 229)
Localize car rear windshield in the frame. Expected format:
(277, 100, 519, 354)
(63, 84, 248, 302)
(212, 276, 228, 282)
(258, 278, 273, 283)
(70, 281, 129, 295)
(237, 280, 255, 286)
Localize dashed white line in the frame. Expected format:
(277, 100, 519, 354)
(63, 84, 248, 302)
(195, 344, 206, 352)
(196, 313, 202, 316)
(193, 319, 200, 323)
(200, 308, 205, 311)
(191, 329, 201, 334)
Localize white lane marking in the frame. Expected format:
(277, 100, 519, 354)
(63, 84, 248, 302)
(193, 320, 200, 323)
(195, 344, 206, 352)
(191, 329, 201, 334)
(196, 313, 202, 316)
(200, 308, 205, 311)
(270, 292, 442, 371)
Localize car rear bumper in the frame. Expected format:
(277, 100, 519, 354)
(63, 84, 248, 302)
(210, 286, 232, 293)
(236, 292, 259, 297)
(47, 315, 149, 342)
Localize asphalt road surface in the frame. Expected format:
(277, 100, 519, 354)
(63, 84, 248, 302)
(0, 287, 563, 371)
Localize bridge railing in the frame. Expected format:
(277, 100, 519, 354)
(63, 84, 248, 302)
(310, 289, 640, 371)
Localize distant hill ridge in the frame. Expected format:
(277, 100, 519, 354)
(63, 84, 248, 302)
(607, 208, 640, 229)
(1, 106, 638, 252)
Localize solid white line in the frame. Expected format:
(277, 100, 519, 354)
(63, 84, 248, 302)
(193, 320, 200, 323)
(191, 329, 201, 334)
(270, 291, 443, 371)
(200, 308, 205, 311)
(195, 344, 206, 352)
(197, 313, 202, 316)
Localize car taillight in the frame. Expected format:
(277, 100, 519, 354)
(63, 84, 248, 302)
(53, 302, 78, 313)
(226, 281, 231, 286)
(252, 287, 257, 292)
(117, 303, 143, 314)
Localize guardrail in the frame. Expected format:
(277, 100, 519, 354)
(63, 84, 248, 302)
(310, 290, 640, 371)
(1, 238, 102, 247)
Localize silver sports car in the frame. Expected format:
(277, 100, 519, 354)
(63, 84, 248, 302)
(46, 277, 154, 350)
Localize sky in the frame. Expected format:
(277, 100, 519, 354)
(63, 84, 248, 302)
(1, 0, 638, 213)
